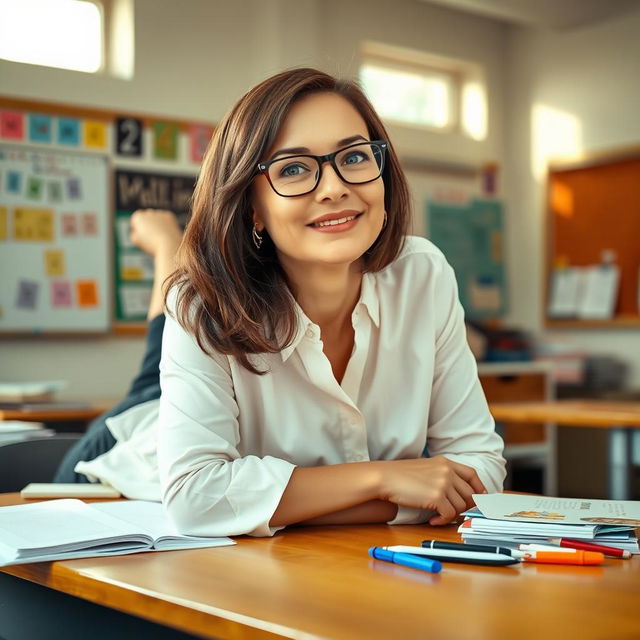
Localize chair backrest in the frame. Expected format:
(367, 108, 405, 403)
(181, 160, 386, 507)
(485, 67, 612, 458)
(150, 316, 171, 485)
(0, 434, 82, 492)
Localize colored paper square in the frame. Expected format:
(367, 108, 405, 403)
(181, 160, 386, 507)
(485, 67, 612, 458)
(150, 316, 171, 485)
(6, 171, 22, 194)
(76, 280, 99, 307)
(51, 281, 73, 307)
(44, 249, 65, 276)
(13, 207, 54, 242)
(115, 117, 143, 156)
(153, 121, 179, 160)
(57, 117, 80, 146)
(26, 176, 44, 200)
(61, 213, 78, 237)
(67, 178, 82, 200)
(82, 212, 98, 235)
(83, 120, 107, 149)
(47, 180, 63, 202)
(0, 111, 25, 140)
(17, 280, 39, 310)
(0, 206, 6, 240)
(190, 125, 214, 163)
(29, 114, 53, 143)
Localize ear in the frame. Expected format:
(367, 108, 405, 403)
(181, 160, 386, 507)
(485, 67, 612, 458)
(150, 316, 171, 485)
(252, 208, 265, 232)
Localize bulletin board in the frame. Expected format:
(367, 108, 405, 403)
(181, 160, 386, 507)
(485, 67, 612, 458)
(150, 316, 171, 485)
(545, 147, 640, 328)
(0, 145, 110, 333)
(0, 96, 210, 333)
(428, 199, 507, 320)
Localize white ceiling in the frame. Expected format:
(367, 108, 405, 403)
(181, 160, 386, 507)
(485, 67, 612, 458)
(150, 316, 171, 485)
(418, 0, 639, 29)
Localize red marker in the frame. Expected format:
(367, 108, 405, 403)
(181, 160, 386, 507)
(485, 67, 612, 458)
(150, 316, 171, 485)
(551, 537, 631, 559)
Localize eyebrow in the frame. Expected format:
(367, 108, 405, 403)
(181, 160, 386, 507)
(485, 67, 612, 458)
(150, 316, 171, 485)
(268, 135, 368, 161)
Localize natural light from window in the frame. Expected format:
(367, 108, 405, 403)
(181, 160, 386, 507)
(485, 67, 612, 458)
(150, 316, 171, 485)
(360, 63, 452, 129)
(0, 0, 103, 73)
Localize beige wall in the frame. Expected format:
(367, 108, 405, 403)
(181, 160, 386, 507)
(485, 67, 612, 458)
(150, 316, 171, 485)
(0, 0, 508, 398)
(504, 6, 640, 386)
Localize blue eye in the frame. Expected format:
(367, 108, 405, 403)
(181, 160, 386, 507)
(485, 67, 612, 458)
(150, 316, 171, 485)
(343, 151, 367, 165)
(279, 163, 309, 178)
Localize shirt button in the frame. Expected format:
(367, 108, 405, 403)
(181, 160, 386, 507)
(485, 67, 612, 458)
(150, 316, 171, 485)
(305, 328, 314, 338)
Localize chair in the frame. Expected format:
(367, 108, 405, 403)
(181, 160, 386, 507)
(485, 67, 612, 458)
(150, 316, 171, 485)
(0, 434, 82, 492)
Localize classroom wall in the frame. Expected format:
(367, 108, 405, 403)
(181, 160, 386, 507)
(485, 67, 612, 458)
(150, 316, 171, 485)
(0, 0, 508, 398)
(504, 6, 640, 386)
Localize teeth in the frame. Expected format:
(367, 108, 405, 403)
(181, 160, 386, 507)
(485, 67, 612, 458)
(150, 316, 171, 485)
(314, 215, 357, 227)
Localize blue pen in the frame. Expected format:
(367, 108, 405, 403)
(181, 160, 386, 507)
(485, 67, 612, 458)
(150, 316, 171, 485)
(368, 546, 442, 574)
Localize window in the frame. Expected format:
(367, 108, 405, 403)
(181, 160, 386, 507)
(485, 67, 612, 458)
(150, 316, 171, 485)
(0, 0, 103, 73)
(360, 42, 487, 140)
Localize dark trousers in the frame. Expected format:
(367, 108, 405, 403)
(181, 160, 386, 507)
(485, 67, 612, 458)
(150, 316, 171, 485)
(54, 314, 166, 483)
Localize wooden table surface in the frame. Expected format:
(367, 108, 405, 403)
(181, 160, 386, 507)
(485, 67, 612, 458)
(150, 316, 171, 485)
(490, 400, 640, 428)
(0, 402, 110, 423)
(1, 494, 638, 640)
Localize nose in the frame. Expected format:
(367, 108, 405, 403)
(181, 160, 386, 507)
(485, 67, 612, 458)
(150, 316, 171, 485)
(314, 161, 349, 202)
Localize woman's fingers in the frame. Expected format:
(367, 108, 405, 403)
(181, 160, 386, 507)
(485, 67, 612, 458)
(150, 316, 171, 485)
(449, 460, 486, 494)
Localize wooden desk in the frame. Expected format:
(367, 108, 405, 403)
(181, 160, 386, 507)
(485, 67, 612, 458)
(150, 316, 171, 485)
(490, 400, 640, 500)
(0, 401, 110, 431)
(1, 494, 638, 640)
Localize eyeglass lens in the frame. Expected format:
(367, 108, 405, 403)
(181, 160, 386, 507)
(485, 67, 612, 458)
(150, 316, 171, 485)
(267, 142, 384, 196)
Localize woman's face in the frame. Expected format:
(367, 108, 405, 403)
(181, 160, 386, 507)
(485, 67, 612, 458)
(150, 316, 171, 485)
(252, 92, 386, 273)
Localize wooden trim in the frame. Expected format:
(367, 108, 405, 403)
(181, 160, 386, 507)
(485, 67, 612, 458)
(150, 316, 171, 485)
(0, 96, 214, 133)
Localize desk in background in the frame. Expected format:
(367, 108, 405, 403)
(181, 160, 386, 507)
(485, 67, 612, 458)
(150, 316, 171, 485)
(489, 400, 640, 501)
(1, 493, 638, 640)
(0, 400, 111, 432)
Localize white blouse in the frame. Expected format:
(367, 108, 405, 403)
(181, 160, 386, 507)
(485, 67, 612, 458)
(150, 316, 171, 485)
(157, 236, 506, 537)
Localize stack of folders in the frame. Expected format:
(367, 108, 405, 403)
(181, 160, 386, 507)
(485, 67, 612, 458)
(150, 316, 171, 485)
(0, 421, 54, 444)
(461, 493, 640, 555)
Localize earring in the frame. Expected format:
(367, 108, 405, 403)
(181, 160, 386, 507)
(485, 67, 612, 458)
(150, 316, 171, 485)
(252, 224, 263, 250)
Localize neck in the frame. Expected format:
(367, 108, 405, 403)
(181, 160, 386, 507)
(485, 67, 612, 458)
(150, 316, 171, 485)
(284, 259, 363, 335)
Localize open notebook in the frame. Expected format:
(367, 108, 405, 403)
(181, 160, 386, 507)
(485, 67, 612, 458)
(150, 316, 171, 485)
(0, 499, 234, 566)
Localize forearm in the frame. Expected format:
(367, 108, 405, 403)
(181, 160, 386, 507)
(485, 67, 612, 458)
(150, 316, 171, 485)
(269, 462, 385, 527)
(296, 500, 398, 526)
(147, 240, 180, 320)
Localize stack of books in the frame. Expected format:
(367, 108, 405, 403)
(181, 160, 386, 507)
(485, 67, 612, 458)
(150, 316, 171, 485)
(0, 381, 67, 405)
(0, 421, 54, 444)
(461, 493, 640, 555)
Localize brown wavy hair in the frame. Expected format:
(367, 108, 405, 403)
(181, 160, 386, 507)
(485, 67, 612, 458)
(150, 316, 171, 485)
(166, 67, 411, 373)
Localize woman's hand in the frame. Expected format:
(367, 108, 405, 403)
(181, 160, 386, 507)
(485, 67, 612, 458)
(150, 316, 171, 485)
(376, 457, 487, 525)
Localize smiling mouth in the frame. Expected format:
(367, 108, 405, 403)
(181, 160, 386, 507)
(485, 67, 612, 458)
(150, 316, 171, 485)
(309, 213, 363, 228)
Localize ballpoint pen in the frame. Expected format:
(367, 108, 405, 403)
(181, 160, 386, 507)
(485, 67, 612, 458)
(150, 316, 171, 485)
(369, 547, 442, 573)
(549, 537, 631, 559)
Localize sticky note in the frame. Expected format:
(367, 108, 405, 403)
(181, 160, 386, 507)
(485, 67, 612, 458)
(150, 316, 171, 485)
(190, 124, 214, 163)
(76, 280, 99, 307)
(51, 281, 72, 307)
(13, 208, 55, 242)
(153, 121, 179, 160)
(26, 176, 44, 200)
(116, 217, 134, 248)
(7, 171, 22, 194)
(57, 117, 80, 146)
(29, 114, 53, 143)
(47, 181, 63, 202)
(16, 280, 39, 310)
(119, 285, 151, 317)
(0, 111, 25, 140)
(120, 253, 153, 281)
(67, 178, 82, 200)
(83, 120, 107, 149)
(61, 213, 78, 237)
(82, 212, 98, 235)
(0, 207, 6, 240)
(45, 249, 65, 276)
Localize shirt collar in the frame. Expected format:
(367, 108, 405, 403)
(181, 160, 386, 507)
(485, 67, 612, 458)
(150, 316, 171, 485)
(279, 272, 380, 363)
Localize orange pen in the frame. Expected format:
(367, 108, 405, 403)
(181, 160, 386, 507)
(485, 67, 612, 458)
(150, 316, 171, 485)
(512, 549, 604, 565)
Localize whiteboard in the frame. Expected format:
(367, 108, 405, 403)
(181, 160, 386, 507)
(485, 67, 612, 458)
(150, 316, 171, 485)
(0, 145, 110, 332)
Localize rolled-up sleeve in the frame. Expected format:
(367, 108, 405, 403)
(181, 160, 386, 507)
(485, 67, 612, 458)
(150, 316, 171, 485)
(426, 260, 506, 493)
(158, 307, 295, 537)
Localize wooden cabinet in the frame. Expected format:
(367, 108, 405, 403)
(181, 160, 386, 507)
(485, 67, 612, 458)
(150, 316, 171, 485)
(478, 363, 556, 494)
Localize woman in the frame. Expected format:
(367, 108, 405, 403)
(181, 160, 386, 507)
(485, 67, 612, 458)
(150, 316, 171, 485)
(158, 68, 505, 537)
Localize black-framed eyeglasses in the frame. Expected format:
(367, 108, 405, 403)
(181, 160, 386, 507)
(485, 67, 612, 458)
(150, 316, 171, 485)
(257, 140, 388, 197)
